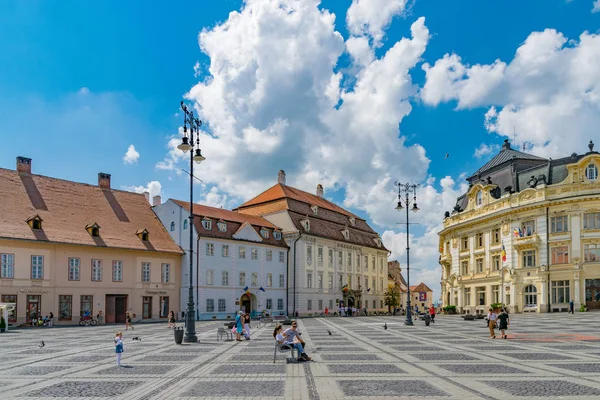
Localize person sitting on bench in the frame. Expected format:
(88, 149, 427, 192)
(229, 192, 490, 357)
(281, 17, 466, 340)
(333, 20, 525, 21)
(273, 324, 311, 361)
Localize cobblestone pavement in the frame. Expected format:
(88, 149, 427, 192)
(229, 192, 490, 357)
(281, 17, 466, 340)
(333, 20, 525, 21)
(3, 313, 600, 399)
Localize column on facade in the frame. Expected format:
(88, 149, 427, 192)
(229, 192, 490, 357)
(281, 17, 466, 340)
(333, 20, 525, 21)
(457, 285, 463, 309)
(540, 277, 547, 312)
(574, 272, 581, 305)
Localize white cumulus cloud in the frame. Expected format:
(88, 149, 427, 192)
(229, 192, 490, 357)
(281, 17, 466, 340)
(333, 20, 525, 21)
(473, 143, 499, 159)
(123, 181, 162, 204)
(346, 0, 409, 46)
(123, 144, 140, 164)
(421, 27, 600, 158)
(593, 0, 600, 13)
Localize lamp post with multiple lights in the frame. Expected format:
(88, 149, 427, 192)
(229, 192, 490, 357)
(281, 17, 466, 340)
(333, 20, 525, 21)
(177, 100, 206, 343)
(394, 182, 419, 326)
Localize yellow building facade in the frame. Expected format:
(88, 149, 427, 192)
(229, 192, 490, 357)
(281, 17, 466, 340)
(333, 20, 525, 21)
(0, 157, 182, 325)
(439, 140, 600, 314)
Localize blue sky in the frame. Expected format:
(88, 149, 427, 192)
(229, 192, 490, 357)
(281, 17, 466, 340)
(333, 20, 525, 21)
(1, 0, 599, 297)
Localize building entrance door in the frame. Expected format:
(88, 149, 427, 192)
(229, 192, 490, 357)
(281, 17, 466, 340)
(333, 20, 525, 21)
(585, 279, 600, 310)
(106, 295, 128, 323)
(142, 296, 152, 318)
(26, 295, 41, 322)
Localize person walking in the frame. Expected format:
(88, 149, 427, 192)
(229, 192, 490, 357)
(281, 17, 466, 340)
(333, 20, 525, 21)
(235, 311, 244, 341)
(487, 308, 497, 339)
(243, 312, 251, 339)
(569, 300, 574, 314)
(125, 311, 134, 331)
(429, 305, 436, 323)
(168, 311, 176, 329)
(324, 307, 329, 317)
(497, 308, 510, 339)
(48, 312, 54, 327)
(115, 332, 124, 367)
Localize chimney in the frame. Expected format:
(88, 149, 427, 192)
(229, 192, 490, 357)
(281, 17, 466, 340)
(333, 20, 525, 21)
(16, 156, 32, 174)
(152, 195, 162, 206)
(277, 170, 286, 185)
(316, 184, 324, 198)
(98, 173, 111, 189)
(143, 192, 150, 204)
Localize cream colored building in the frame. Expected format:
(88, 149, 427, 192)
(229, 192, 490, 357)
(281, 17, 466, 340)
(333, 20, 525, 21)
(0, 157, 182, 325)
(439, 140, 600, 314)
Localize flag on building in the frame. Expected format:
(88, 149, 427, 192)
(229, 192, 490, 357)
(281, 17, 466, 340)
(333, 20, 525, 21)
(513, 228, 519, 237)
(242, 286, 249, 293)
(501, 243, 506, 262)
(259, 287, 266, 292)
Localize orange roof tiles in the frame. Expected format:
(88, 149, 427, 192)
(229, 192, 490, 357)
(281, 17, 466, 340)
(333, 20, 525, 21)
(236, 183, 360, 219)
(172, 200, 279, 229)
(0, 168, 182, 254)
(410, 282, 433, 293)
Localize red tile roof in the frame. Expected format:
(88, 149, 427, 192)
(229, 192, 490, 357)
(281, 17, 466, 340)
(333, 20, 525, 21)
(0, 168, 182, 254)
(410, 282, 433, 293)
(236, 183, 361, 219)
(172, 200, 279, 229)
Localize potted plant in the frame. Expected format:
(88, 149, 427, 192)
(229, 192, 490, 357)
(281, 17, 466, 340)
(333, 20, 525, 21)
(0, 315, 6, 333)
(491, 303, 503, 313)
(579, 304, 587, 312)
(442, 305, 456, 315)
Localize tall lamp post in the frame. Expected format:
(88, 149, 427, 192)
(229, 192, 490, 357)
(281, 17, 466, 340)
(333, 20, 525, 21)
(177, 101, 206, 343)
(394, 182, 419, 326)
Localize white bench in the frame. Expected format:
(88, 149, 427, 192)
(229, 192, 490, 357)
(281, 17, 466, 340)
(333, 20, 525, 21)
(274, 341, 297, 363)
(217, 327, 233, 341)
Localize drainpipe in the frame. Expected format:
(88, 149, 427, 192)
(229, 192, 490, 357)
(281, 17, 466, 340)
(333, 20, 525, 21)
(546, 206, 551, 313)
(288, 234, 301, 317)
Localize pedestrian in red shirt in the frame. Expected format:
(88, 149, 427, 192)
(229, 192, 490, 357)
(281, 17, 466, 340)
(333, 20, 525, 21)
(429, 305, 436, 323)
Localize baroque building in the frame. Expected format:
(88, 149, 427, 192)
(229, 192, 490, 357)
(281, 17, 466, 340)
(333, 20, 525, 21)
(153, 199, 288, 320)
(0, 157, 182, 325)
(235, 171, 389, 316)
(439, 140, 600, 313)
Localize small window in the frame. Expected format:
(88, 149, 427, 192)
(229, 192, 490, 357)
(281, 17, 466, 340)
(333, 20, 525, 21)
(301, 219, 310, 231)
(522, 220, 535, 236)
(461, 237, 469, 251)
(217, 221, 227, 232)
(202, 219, 212, 230)
(170, 221, 175, 232)
(32, 219, 42, 230)
(91, 227, 100, 237)
(311, 205, 318, 215)
(141, 232, 149, 241)
(342, 229, 349, 240)
(491, 228, 500, 245)
(261, 228, 270, 238)
(476, 190, 483, 206)
(523, 250, 536, 267)
(183, 219, 188, 230)
(274, 231, 282, 240)
(476, 233, 483, 248)
(586, 164, 598, 181)
(349, 216, 355, 226)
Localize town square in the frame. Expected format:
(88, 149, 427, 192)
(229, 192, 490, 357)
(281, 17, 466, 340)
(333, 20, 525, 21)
(2, 0, 600, 399)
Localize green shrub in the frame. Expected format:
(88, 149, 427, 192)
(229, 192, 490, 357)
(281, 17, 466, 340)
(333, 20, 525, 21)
(579, 305, 587, 312)
(490, 303, 503, 310)
(442, 305, 456, 311)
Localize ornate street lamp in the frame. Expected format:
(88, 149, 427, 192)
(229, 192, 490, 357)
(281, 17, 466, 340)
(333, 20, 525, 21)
(178, 101, 205, 343)
(394, 182, 419, 326)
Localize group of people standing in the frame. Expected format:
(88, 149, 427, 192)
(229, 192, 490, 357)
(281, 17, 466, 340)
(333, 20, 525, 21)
(234, 311, 252, 341)
(486, 308, 510, 339)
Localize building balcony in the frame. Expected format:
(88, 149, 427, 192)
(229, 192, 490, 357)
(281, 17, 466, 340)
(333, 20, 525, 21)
(514, 233, 539, 250)
(440, 253, 451, 264)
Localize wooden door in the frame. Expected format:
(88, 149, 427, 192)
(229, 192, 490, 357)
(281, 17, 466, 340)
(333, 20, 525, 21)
(105, 295, 116, 324)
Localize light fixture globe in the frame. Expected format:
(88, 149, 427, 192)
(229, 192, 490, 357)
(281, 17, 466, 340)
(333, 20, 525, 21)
(178, 137, 192, 153)
(395, 201, 404, 211)
(193, 149, 206, 164)
(412, 203, 419, 212)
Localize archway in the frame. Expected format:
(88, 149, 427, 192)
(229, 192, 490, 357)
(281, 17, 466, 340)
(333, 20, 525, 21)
(347, 296, 355, 308)
(524, 285, 537, 307)
(240, 293, 256, 314)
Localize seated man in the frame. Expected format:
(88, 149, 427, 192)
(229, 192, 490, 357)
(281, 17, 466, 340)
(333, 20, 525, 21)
(274, 324, 311, 361)
(283, 321, 310, 355)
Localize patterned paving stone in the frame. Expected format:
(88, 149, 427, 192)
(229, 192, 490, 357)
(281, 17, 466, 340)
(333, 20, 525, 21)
(503, 352, 575, 360)
(314, 346, 368, 352)
(410, 352, 478, 361)
(60, 354, 113, 362)
(96, 365, 176, 375)
(338, 380, 448, 397)
(211, 364, 283, 374)
(470, 345, 524, 351)
(22, 380, 141, 397)
(183, 380, 285, 397)
(438, 363, 531, 374)
(483, 380, 600, 397)
(138, 354, 200, 362)
(4, 366, 70, 376)
(320, 353, 382, 361)
(327, 364, 405, 374)
(550, 363, 600, 373)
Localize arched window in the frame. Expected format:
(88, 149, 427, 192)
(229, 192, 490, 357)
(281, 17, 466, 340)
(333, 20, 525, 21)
(476, 191, 483, 207)
(170, 221, 175, 232)
(586, 164, 598, 181)
(183, 219, 188, 230)
(524, 285, 537, 307)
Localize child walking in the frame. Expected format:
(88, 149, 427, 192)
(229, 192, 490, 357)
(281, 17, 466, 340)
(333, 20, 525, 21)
(115, 332, 124, 366)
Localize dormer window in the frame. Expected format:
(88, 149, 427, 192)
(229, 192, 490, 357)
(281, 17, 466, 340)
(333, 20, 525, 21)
(349, 216, 355, 226)
(476, 191, 483, 207)
(202, 219, 212, 230)
(170, 221, 175, 232)
(586, 164, 598, 181)
(341, 228, 349, 240)
(261, 228, 270, 239)
(311, 205, 318, 215)
(26, 215, 43, 230)
(217, 220, 227, 232)
(274, 231, 282, 240)
(85, 223, 101, 237)
(374, 237, 382, 247)
(301, 218, 310, 232)
(136, 228, 150, 242)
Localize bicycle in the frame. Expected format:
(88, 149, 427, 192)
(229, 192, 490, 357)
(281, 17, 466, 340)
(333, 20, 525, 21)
(79, 316, 97, 326)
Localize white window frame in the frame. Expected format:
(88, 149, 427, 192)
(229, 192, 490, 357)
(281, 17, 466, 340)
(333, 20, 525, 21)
(307, 273, 313, 289)
(551, 246, 569, 265)
(91, 259, 102, 282)
(307, 246, 312, 264)
(217, 221, 227, 232)
(584, 213, 600, 230)
(1, 253, 14, 279)
(222, 271, 229, 286)
(279, 274, 285, 287)
(161, 263, 170, 283)
(550, 215, 569, 233)
(218, 299, 226, 312)
(251, 248, 258, 260)
(522, 250, 536, 268)
(206, 243, 214, 256)
(251, 272, 258, 287)
(206, 299, 214, 312)
(317, 247, 323, 265)
(328, 274, 333, 289)
(267, 273, 273, 287)
(142, 262, 151, 283)
(202, 220, 212, 230)
(222, 245, 229, 257)
(279, 251, 285, 263)
(584, 243, 600, 262)
(586, 164, 598, 181)
(307, 299, 312, 310)
(113, 260, 123, 282)
(551, 280, 570, 303)
(277, 298, 284, 310)
(239, 246, 246, 259)
(317, 273, 323, 289)
(266, 250, 273, 261)
(31, 255, 44, 280)
(206, 269, 214, 285)
(69, 257, 80, 281)
(239, 272, 246, 286)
